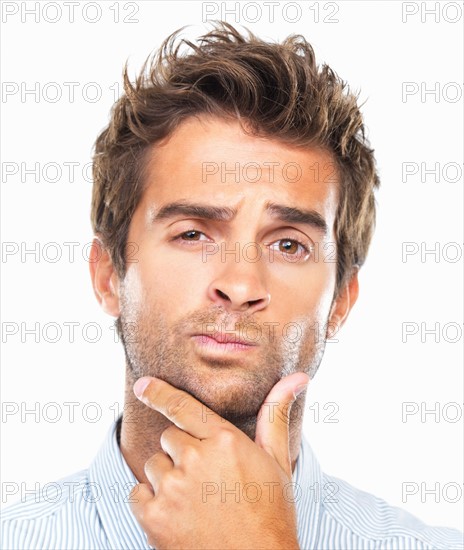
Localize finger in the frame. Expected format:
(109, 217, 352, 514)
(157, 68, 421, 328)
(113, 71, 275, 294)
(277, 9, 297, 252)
(144, 451, 174, 494)
(160, 424, 199, 465)
(254, 372, 310, 475)
(129, 482, 154, 522)
(133, 376, 231, 439)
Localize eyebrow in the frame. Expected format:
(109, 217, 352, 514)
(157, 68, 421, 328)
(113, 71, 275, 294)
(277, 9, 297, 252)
(149, 200, 328, 235)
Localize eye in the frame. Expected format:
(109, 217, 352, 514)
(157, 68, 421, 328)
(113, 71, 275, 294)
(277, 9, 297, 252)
(171, 229, 210, 244)
(268, 238, 312, 260)
(171, 230, 312, 261)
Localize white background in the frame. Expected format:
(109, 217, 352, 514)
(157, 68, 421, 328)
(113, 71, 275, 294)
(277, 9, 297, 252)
(1, 0, 463, 533)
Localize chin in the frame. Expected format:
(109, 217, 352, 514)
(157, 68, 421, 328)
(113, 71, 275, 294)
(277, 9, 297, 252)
(174, 374, 267, 421)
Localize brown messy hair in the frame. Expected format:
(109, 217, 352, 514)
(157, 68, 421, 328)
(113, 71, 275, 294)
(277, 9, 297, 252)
(91, 21, 379, 294)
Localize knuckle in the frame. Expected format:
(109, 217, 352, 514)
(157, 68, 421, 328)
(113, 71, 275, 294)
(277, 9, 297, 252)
(158, 469, 182, 494)
(217, 427, 238, 447)
(181, 444, 200, 463)
(165, 392, 190, 419)
(162, 424, 178, 439)
(140, 501, 158, 527)
(144, 452, 164, 472)
(159, 426, 173, 448)
(274, 406, 290, 426)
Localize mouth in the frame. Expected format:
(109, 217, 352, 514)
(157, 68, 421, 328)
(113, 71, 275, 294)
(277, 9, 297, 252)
(191, 332, 258, 354)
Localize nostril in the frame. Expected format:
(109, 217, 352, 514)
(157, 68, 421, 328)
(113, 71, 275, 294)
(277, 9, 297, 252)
(216, 289, 229, 300)
(213, 290, 270, 310)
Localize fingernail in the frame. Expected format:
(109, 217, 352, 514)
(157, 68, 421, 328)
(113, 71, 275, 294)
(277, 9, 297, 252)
(293, 383, 308, 399)
(133, 377, 151, 399)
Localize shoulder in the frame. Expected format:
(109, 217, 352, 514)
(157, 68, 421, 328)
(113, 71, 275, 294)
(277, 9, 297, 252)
(1, 469, 107, 550)
(319, 472, 464, 550)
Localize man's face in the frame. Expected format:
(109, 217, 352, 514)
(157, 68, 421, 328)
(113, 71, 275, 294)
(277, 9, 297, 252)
(116, 116, 340, 429)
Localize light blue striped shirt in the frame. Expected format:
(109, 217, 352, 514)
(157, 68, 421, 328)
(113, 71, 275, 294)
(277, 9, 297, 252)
(2, 417, 463, 549)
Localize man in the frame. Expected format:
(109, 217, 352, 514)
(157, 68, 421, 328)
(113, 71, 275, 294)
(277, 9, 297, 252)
(2, 22, 462, 550)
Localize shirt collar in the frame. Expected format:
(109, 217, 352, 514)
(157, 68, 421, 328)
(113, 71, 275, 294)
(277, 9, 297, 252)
(89, 417, 150, 549)
(89, 416, 323, 550)
(293, 431, 323, 549)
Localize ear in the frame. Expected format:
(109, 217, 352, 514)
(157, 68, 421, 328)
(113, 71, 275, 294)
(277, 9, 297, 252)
(88, 236, 121, 317)
(327, 267, 359, 339)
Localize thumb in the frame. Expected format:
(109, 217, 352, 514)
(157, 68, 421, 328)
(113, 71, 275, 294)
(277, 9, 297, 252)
(254, 372, 310, 475)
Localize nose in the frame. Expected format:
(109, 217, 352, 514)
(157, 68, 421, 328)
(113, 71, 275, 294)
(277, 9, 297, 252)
(206, 258, 271, 313)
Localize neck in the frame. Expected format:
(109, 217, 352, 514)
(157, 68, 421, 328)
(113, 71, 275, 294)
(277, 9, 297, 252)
(119, 376, 305, 485)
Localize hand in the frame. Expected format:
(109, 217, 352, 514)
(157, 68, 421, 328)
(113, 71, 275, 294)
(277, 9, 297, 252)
(129, 372, 309, 550)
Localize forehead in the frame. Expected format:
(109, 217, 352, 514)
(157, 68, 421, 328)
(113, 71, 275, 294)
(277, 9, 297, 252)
(140, 115, 339, 228)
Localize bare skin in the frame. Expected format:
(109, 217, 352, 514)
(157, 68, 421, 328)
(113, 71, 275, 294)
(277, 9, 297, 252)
(89, 115, 359, 548)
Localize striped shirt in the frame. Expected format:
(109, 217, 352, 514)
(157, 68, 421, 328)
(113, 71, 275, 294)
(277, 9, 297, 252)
(2, 417, 463, 550)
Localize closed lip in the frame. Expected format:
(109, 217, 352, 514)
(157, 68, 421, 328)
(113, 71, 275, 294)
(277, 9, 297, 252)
(192, 332, 257, 346)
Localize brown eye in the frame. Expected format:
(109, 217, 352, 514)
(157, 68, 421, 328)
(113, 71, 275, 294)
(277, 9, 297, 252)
(279, 239, 299, 254)
(181, 230, 201, 241)
(171, 229, 209, 246)
(267, 238, 311, 261)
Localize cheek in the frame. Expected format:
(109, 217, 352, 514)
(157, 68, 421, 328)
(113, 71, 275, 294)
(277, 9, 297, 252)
(126, 244, 212, 311)
(120, 262, 145, 309)
(271, 255, 336, 314)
